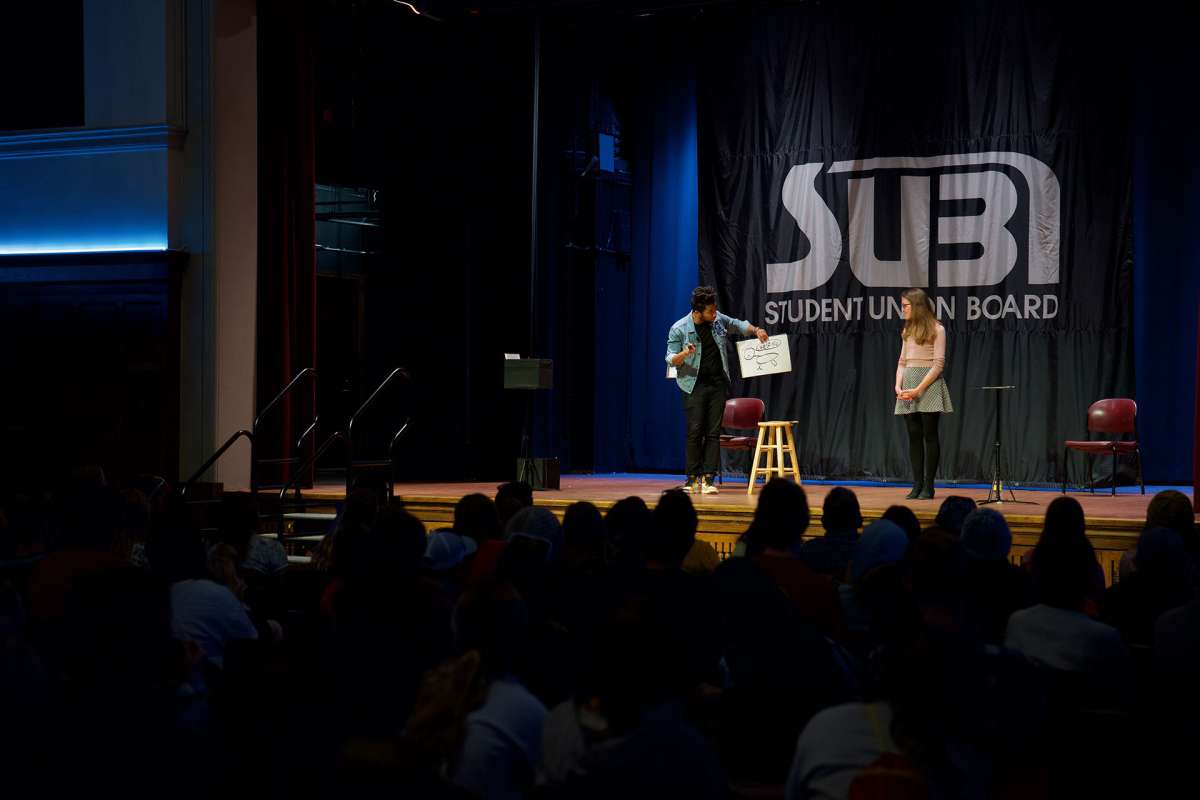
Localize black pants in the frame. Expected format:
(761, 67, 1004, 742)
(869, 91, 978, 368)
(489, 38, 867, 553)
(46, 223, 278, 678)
(904, 412, 941, 487)
(683, 381, 727, 477)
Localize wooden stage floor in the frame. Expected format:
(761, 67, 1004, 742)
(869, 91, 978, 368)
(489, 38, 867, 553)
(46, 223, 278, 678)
(292, 475, 1193, 585)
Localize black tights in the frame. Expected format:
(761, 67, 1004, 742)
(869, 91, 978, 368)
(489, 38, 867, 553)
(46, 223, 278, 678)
(904, 412, 941, 487)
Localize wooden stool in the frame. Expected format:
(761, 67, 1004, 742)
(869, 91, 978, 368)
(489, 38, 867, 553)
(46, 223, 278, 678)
(747, 421, 801, 494)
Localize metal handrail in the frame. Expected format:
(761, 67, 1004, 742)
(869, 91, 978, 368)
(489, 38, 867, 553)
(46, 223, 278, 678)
(251, 368, 317, 494)
(346, 367, 409, 444)
(346, 367, 410, 495)
(272, 368, 409, 524)
(387, 418, 412, 499)
(274, 430, 348, 541)
(253, 367, 316, 432)
(181, 429, 252, 498)
(177, 368, 316, 500)
(295, 415, 320, 454)
(278, 431, 347, 504)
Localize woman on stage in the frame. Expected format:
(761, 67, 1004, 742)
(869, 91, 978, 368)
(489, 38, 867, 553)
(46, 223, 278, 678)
(895, 288, 953, 499)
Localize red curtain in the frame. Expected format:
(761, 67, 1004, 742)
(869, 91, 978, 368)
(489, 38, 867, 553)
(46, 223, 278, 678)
(257, 0, 316, 488)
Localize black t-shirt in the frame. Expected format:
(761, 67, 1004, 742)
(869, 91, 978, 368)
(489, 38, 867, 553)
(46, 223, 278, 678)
(696, 322, 725, 386)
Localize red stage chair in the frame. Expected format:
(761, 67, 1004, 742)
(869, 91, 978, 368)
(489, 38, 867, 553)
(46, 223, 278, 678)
(1061, 398, 1145, 496)
(718, 397, 765, 484)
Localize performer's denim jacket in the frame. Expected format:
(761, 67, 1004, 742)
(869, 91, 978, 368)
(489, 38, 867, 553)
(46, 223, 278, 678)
(665, 311, 753, 395)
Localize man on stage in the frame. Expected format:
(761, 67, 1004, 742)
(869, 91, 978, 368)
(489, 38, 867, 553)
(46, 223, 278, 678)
(666, 286, 770, 494)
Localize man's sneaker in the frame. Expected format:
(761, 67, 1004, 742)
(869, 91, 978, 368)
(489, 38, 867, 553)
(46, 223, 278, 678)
(683, 476, 699, 493)
(701, 476, 719, 494)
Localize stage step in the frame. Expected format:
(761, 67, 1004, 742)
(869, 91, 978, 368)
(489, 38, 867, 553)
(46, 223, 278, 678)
(282, 512, 337, 521)
(262, 532, 325, 541)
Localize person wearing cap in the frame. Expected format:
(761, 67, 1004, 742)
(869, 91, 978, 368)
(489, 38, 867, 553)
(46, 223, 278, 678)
(959, 508, 1034, 645)
(838, 520, 910, 654)
(424, 530, 478, 605)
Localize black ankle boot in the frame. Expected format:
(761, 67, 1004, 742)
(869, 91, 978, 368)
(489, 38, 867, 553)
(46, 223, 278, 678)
(918, 481, 935, 500)
(905, 483, 922, 500)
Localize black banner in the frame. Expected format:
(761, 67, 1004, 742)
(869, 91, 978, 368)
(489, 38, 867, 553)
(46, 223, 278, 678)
(698, 2, 1133, 484)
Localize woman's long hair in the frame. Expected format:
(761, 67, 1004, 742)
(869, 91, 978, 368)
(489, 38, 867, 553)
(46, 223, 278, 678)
(901, 288, 937, 345)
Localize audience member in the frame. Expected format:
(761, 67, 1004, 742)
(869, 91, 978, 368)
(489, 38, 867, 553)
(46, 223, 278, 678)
(425, 530, 478, 605)
(1005, 497, 1131, 705)
(649, 489, 701, 569)
(448, 581, 547, 800)
(1119, 489, 1198, 584)
(740, 479, 843, 638)
(1152, 594, 1200, 756)
(323, 506, 452, 737)
(505, 506, 563, 561)
(561, 502, 605, 571)
(6, 457, 1191, 799)
(27, 483, 127, 623)
(1100, 526, 1192, 645)
(215, 492, 288, 576)
(742, 477, 810, 558)
(959, 508, 1034, 644)
(603, 496, 653, 569)
(682, 537, 721, 575)
(713, 556, 855, 784)
(839, 520, 910, 655)
(456, 493, 506, 584)
(312, 484, 383, 572)
(495, 481, 534, 530)
(455, 493, 504, 543)
(55, 566, 195, 793)
(800, 486, 862, 580)
(882, 504, 922, 543)
(906, 529, 967, 634)
(148, 524, 258, 671)
(933, 495, 976, 537)
(554, 502, 622, 702)
(540, 608, 727, 799)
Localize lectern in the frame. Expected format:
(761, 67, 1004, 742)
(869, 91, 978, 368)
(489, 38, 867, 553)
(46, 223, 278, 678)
(503, 358, 553, 391)
(504, 358, 558, 489)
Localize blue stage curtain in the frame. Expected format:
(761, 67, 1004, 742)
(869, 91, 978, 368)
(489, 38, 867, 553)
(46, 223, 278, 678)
(1133, 14, 1200, 485)
(593, 60, 698, 474)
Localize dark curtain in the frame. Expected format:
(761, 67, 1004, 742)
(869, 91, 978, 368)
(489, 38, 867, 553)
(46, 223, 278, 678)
(257, 0, 317, 486)
(591, 44, 699, 473)
(696, 1, 1135, 485)
(1133, 6, 1200, 486)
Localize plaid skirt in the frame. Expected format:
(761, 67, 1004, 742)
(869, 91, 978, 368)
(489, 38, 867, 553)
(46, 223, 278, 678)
(894, 366, 953, 414)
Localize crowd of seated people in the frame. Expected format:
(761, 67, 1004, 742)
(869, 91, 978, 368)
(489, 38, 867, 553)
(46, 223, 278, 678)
(0, 466, 1197, 798)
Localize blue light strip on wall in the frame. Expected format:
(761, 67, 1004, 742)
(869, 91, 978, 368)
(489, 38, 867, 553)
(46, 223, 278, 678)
(0, 242, 168, 256)
(0, 242, 168, 255)
(0, 124, 177, 257)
